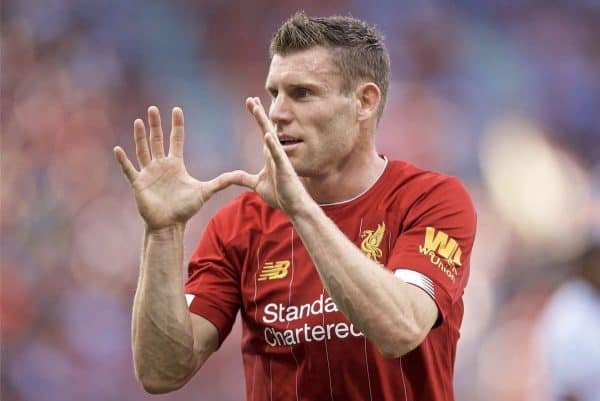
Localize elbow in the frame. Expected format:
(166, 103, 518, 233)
(132, 346, 205, 394)
(139, 379, 185, 395)
(141, 384, 177, 395)
(377, 341, 411, 359)
(132, 344, 209, 394)
(137, 375, 186, 395)
(134, 367, 189, 394)
(376, 325, 427, 359)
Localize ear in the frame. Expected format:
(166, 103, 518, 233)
(355, 82, 381, 122)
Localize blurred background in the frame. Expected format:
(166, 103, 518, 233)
(2, 1, 599, 400)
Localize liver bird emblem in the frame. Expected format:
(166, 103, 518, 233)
(360, 222, 386, 262)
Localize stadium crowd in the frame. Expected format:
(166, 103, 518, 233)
(2, 1, 599, 400)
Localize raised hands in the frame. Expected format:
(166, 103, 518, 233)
(114, 106, 240, 230)
(115, 101, 311, 228)
(233, 97, 311, 215)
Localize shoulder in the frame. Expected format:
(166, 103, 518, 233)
(208, 191, 286, 242)
(213, 191, 265, 220)
(211, 191, 266, 228)
(376, 160, 477, 248)
(386, 160, 467, 191)
(385, 160, 475, 213)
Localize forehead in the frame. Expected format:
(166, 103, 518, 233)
(266, 47, 340, 88)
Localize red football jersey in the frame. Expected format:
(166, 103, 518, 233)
(185, 159, 477, 401)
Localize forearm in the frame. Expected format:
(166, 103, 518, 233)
(289, 202, 430, 357)
(132, 224, 198, 392)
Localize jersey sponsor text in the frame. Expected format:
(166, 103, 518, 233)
(419, 227, 462, 281)
(262, 294, 364, 346)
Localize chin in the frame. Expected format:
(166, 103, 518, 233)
(288, 160, 309, 177)
(288, 156, 323, 178)
(292, 164, 321, 178)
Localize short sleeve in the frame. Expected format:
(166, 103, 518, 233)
(184, 218, 241, 347)
(387, 177, 476, 325)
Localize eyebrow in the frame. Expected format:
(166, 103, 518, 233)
(264, 81, 326, 94)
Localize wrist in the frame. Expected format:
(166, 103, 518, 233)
(288, 197, 322, 225)
(145, 223, 185, 240)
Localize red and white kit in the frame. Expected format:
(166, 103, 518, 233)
(185, 159, 477, 401)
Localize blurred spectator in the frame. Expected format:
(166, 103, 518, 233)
(1, 1, 599, 400)
(535, 245, 600, 401)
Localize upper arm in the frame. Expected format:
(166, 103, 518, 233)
(402, 280, 439, 338)
(164, 314, 218, 387)
(388, 177, 477, 327)
(371, 270, 440, 358)
(189, 313, 220, 370)
(185, 218, 241, 347)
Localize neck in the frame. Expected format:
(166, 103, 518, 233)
(301, 150, 386, 205)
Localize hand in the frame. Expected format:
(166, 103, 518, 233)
(114, 106, 241, 230)
(231, 97, 310, 215)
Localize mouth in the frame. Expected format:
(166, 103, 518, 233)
(277, 135, 303, 147)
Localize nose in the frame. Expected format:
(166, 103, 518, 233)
(268, 94, 293, 127)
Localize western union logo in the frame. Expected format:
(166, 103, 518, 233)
(258, 260, 290, 281)
(361, 222, 385, 262)
(419, 227, 462, 266)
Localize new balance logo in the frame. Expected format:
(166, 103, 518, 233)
(419, 227, 462, 266)
(258, 260, 290, 281)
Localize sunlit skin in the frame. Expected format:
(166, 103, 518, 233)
(262, 46, 386, 204)
(114, 45, 438, 394)
(112, 46, 386, 227)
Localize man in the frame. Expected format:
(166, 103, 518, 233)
(114, 12, 476, 401)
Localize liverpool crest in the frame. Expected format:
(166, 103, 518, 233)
(361, 223, 385, 262)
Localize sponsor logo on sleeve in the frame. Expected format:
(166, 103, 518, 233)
(361, 222, 385, 262)
(258, 260, 290, 281)
(418, 227, 462, 282)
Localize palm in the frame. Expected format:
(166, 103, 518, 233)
(252, 166, 281, 209)
(131, 158, 203, 229)
(114, 106, 239, 230)
(242, 97, 309, 214)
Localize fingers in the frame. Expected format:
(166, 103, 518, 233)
(212, 170, 258, 192)
(245, 97, 273, 136)
(264, 132, 292, 171)
(134, 119, 151, 168)
(168, 107, 184, 158)
(245, 97, 290, 172)
(226, 170, 260, 190)
(201, 170, 259, 202)
(147, 106, 165, 159)
(113, 146, 138, 183)
(133, 106, 183, 164)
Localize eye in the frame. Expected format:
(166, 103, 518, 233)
(292, 88, 311, 99)
(268, 88, 278, 98)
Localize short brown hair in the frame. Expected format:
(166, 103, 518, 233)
(270, 12, 391, 118)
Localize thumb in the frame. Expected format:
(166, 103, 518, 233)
(202, 170, 258, 201)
